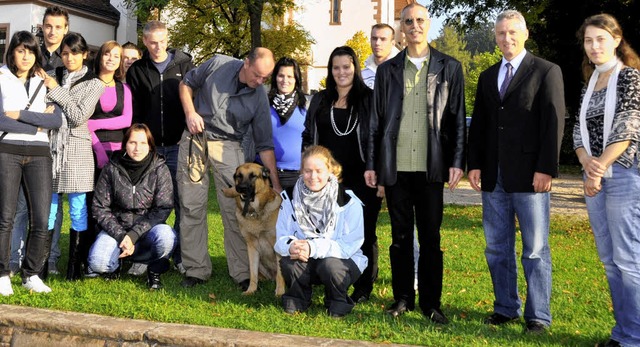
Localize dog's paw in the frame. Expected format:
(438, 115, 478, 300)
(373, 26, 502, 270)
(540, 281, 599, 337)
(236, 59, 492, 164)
(242, 288, 257, 296)
(275, 287, 285, 297)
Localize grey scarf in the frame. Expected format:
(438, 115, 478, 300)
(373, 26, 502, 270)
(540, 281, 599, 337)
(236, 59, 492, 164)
(293, 174, 339, 237)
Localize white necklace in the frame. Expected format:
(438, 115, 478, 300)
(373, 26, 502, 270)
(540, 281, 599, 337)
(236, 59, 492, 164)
(330, 105, 358, 136)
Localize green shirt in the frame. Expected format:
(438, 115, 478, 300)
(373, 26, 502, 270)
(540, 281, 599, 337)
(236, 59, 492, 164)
(397, 53, 430, 172)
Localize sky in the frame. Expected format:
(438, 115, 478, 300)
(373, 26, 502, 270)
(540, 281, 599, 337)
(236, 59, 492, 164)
(417, 0, 445, 41)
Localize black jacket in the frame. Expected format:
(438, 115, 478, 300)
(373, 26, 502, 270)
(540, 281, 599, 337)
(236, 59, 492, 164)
(302, 88, 372, 162)
(467, 52, 565, 192)
(366, 47, 466, 185)
(92, 152, 173, 244)
(126, 49, 195, 146)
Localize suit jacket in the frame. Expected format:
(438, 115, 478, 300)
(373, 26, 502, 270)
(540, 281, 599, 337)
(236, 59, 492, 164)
(366, 47, 466, 185)
(467, 51, 565, 192)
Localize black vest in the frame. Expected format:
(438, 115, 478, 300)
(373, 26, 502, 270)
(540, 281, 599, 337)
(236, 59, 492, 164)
(90, 81, 126, 144)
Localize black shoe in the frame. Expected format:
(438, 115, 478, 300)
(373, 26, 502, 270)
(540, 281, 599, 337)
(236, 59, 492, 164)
(484, 312, 519, 325)
(525, 320, 547, 334)
(238, 279, 250, 292)
(424, 308, 449, 325)
(180, 276, 205, 288)
(147, 272, 163, 290)
(596, 339, 621, 347)
(328, 311, 346, 319)
(385, 300, 413, 318)
(350, 291, 370, 304)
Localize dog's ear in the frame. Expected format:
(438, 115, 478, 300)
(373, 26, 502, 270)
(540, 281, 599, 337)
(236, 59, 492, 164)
(261, 167, 270, 178)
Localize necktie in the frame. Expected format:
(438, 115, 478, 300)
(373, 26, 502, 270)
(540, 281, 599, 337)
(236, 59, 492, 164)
(499, 63, 513, 100)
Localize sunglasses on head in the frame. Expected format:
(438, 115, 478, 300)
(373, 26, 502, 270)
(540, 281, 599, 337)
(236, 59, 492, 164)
(403, 17, 427, 26)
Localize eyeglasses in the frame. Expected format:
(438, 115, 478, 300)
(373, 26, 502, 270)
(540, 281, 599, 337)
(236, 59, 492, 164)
(403, 17, 427, 26)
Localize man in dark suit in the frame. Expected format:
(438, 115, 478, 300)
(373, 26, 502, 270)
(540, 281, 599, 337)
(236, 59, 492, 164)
(467, 10, 565, 333)
(365, 3, 466, 325)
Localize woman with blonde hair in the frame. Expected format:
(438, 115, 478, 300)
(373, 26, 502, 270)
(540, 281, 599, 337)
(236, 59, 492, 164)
(274, 145, 366, 318)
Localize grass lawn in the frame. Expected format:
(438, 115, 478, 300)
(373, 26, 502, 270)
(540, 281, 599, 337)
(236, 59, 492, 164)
(0, 182, 612, 346)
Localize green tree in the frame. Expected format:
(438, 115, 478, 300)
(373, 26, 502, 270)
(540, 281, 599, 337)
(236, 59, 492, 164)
(432, 25, 471, 75)
(123, 0, 170, 22)
(166, 0, 312, 64)
(465, 46, 501, 115)
(345, 31, 372, 69)
(464, 21, 495, 55)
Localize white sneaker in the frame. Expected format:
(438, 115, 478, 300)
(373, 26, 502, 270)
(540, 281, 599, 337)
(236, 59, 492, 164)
(127, 263, 147, 276)
(0, 276, 14, 296)
(22, 275, 52, 293)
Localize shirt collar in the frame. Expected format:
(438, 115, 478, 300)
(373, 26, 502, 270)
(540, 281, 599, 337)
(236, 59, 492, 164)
(501, 49, 527, 72)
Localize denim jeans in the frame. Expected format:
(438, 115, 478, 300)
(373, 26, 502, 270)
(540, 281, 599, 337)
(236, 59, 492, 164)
(88, 224, 176, 274)
(9, 188, 28, 269)
(482, 173, 552, 325)
(0, 152, 53, 277)
(585, 163, 640, 346)
(48, 193, 87, 231)
(156, 145, 181, 264)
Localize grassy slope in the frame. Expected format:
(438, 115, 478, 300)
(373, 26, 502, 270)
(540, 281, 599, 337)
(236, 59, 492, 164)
(1, 185, 611, 346)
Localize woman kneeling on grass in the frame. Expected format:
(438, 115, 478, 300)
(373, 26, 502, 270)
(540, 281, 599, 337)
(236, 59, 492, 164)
(274, 145, 366, 317)
(88, 123, 176, 289)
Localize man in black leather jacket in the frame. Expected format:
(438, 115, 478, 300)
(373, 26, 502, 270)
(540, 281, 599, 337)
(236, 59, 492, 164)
(364, 3, 466, 325)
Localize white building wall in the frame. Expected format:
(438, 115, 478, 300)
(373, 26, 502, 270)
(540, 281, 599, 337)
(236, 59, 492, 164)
(0, 2, 132, 50)
(294, 0, 379, 91)
(0, 4, 41, 36)
(110, 0, 138, 44)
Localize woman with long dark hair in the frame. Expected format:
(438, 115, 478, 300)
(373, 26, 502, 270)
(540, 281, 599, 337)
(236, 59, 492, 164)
(43, 32, 104, 281)
(0, 31, 62, 295)
(264, 57, 307, 195)
(302, 46, 382, 304)
(574, 14, 640, 347)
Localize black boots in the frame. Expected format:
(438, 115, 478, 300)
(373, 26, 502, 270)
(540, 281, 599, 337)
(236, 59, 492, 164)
(66, 229, 93, 280)
(66, 229, 81, 280)
(147, 271, 163, 290)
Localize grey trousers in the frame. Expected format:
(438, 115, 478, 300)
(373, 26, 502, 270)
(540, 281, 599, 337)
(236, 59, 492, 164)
(177, 131, 249, 282)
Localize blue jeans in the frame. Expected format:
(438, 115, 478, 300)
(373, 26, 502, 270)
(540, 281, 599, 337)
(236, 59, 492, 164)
(156, 145, 181, 264)
(585, 163, 640, 346)
(88, 224, 176, 274)
(48, 193, 87, 231)
(482, 173, 552, 325)
(0, 152, 52, 277)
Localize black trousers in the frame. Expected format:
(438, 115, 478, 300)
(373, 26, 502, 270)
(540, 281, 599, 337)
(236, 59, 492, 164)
(385, 171, 444, 312)
(349, 182, 382, 296)
(280, 256, 361, 316)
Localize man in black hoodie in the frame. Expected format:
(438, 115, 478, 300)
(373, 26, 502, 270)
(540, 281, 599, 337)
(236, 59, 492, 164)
(126, 20, 195, 275)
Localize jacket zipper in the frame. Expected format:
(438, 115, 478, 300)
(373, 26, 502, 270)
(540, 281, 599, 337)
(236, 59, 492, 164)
(160, 73, 164, 146)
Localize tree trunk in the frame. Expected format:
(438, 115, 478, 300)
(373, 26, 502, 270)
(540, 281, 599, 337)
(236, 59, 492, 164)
(244, 0, 264, 48)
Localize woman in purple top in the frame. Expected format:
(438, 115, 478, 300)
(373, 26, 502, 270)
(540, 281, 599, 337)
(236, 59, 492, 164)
(89, 40, 133, 169)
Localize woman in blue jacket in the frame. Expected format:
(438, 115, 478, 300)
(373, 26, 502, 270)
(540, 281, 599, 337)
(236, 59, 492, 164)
(274, 145, 366, 317)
